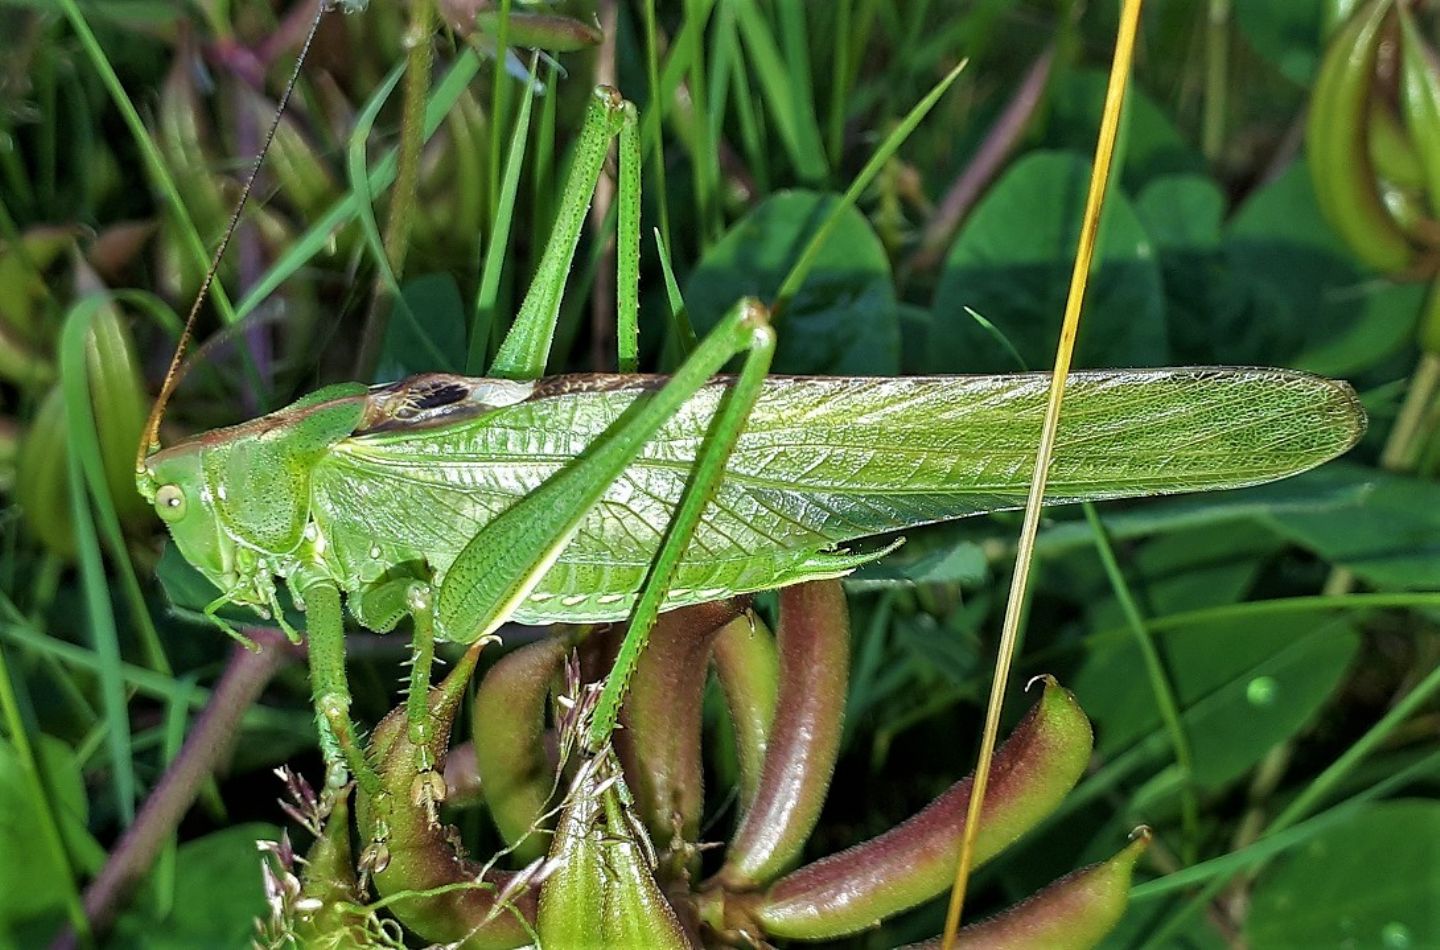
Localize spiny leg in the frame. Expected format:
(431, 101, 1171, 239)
(490, 86, 631, 381)
(586, 311, 776, 751)
(290, 568, 387, 853)
(352, 573, 447, 823)
(616, 99, 641, 372)
(403, 583, 449, 820)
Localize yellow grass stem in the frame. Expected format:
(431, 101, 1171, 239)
(939, 2, 1147, 944)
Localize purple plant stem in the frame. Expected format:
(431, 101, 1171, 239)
(906, 46, 1055, 277)
(52, 628, 298, 949)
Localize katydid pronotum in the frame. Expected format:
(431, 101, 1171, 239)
(134, 71, 1364, 875)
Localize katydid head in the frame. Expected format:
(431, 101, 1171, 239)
(139, 445, 242, 599)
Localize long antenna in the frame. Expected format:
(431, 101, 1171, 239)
(938, 1, 1146, 945)
(136, 0, 331, 476)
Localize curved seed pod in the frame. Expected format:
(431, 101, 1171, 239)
(357, 643, 539, 949)
(1324, 0, 1366, 36)
(1399, 9, 1440, 225)
(718, 679, 1092, 941)
(614, 599, 748, 870)
(903, 829, 1151, 950)
(73, 267, 149, 524)
(1307, 0, 1416, 274)
(538, 750, 693, 949)
(711, 610, 780, 812)
(714, 581, 850, 890)
(1369, 104, 1426, 192)
(14, 387, 73, 556)
(472, 636, 568, 863)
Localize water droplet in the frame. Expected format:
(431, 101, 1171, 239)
(368, 545, 382, 559)
(1382, 923, 1412, 948)
(1247, 676, 1278, 706)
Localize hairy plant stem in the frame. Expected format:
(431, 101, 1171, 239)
(355, 0, 435, 380)
(51, 629, 298, 948)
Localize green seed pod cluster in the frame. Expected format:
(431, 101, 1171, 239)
(319, 583, 1134, 948)
(1308, 0, 1440, 351)
(9, 252, 150, 558)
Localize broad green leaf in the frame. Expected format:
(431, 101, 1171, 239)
(375, 273, 467, 382)
(1074, 614, 1359, 790)
(110, 823, 281, 949)
(1135, 175, 1256, 366)
(928, 151, 1167, 373)
(1067, 522, 1280, 623)
(1029, 464, 1375, 561)
(1226, 160, 1421, 375)
(685, 190, 899, 375)
(1234, 0, 1327, 85)
(1040, 70, 1204, 189)
(1246, 800, 1440, 949)
(0, 736, 95, 929)
(1263, 463, 1440, 589)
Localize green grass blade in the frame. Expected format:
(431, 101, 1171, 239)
(1083, 503, 1200, 862)
(469, 57, 539, 374)
(731, 0, 827, 183)
(0, 642, 90, 940)
(773, 57, 966, 316)
(489, 88, 627, 380)
(58, 0, 237, 326)
(652, 227, 697, 355)
(346, 63, 446, 375)
(60, 297, 141, 823)
(235, 50, 483, 321)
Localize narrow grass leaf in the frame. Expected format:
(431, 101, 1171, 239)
(346, 64, 443, 376)
(57, 0, 237, 325)
(470, 57, 539, 374)
(773, 59, 966, 315)
(236, 50, 483, 320)
(731, 0, 828, 182)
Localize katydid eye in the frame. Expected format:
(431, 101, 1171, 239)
(155, 484, 187, 522)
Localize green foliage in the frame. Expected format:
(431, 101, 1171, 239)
(1246, 800, 1440, 948)
(0, 1, 1437, 947)
(686, 190, 899, 375)
(109, 824, 280, 948)
(928, 151, 1167, 372)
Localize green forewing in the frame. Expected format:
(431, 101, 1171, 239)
(307, 369, 1361, 627)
